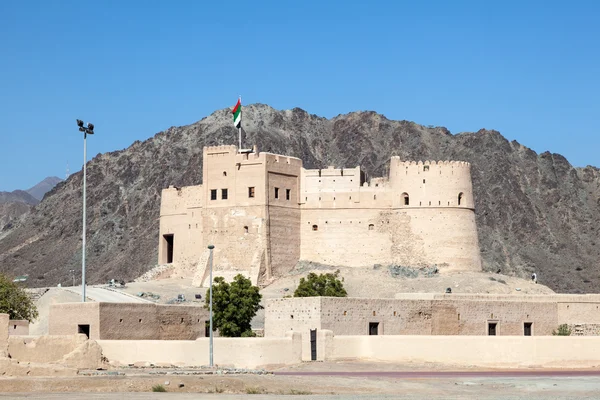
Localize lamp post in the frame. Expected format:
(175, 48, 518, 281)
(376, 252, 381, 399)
(76, 119, 94, 302)
(208, 244, 214, 367)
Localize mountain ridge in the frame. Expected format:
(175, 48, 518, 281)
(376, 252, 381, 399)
(0, 104, 598, 293)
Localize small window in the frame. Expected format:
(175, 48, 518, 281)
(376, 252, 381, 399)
(374, 195, 376, 200)
(274, 187, 279, 199)
(248, 187, 255, 198)
(312, 225, 318, 231)
(524, 322, 532, 336)
(368, 224, 374, 231)
(119, 319, 123, 323)
(423, 165, 429, 171)
(221, 188, 228, 200)
(423, 179, 426, 184)
(458, 192, 464, 206)
(223, 171, 227, 176)
(210, 189, 217, 200)
(402, 193, 409, 206)
(139, 319, 142, 323)
(286, 189, 291, 200)
(244, 226, 249, 234)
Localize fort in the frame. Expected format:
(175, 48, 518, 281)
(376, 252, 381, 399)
(158, 145, 482, 286)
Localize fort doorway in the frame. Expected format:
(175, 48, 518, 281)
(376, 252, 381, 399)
(205, 320, 210, 337)
(524, 322, 532, 336)
(163, 234, 174, 264)
(369, 322, 379, 335)
(78, 324, 90, 338)
(488, 322, 497, 336)
(310, 329, 317, 361)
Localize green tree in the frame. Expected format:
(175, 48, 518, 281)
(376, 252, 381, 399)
(0, 274, 38, 321)
(294, 270, 348, 297)
(205, 274, 262, 337)
(552, 324, 572, 336)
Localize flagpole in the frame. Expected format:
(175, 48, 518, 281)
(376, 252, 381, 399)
(238, 95, 242, 151)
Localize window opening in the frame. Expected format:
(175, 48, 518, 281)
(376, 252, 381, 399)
(488, 322, 497, 336)
(210, 189, 217, 200)
(78, 324, 90, 338)
(286, 189, 291, 200)
(223, 171, 227, 176)
(402, 193, 409, 205)
(423, 165, 429, 171)
(312, 225, 318, 231)
(248, 187, 255, 198)
(458, 192, 464, 206)
(423, 179, 426, 184)
(221, 188, 228, 200)
(524, 322, 532, 336)
(244, 226, 249, 234)
(368, 224, 374, 230)
(274, 187, 279, 199)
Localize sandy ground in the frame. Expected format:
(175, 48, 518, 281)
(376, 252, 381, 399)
(1, 361, 600, 399)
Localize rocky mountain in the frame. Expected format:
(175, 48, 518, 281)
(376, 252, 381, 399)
(0, 177, 63, 235)
(26, 177, 63, 201)
(0, 190, 39, 206)
(0, 104, 598, 293)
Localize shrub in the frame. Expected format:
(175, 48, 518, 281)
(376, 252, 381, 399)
(294, 270, 347, 297)
(151, 384, 166, 392)
(552, 324, 572, 336)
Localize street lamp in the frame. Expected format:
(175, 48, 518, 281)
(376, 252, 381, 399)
(208, 244, 214, 367)
(76, 119, 94, 302)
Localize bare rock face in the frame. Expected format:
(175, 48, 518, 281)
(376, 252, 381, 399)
(0, 104, 598, 293)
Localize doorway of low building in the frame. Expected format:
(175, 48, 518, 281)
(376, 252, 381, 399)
(205, 320, 210, 337)
(163, 234, 174, 264)
(78, 324, 90, 338)
(310, 329, 317, 361)
(488, 322, 497, 336)
(524, 322, 532, 336)
(369, 322, 379, 335)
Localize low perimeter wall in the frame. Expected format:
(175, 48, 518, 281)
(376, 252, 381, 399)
(7, 334, 103, 369)
(98, 332, 302, 369)
(324, 333, 600, 368)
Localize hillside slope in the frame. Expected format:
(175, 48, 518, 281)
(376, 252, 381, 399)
(0, 104, 598, 292)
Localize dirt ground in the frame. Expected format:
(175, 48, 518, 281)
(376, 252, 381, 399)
(1, 361, 600, 399)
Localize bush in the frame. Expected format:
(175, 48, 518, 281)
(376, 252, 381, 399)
(0, 273, 38, 321)
(552, 324, 572, 336)
(294, 270, 347, 297)
(205, 274, 262, 337)
(151, 384, 166, 392)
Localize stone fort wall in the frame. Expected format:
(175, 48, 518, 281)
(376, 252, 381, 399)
(266, 294, 600, 338)
(159, 146, 481, 285)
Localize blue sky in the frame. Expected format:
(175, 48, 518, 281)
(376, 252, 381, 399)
(1, 0, 599, 191)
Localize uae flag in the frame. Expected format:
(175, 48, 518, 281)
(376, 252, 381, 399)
(232, 98, 242, 128)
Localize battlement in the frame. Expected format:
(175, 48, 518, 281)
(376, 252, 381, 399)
(204, 145, 238, 155)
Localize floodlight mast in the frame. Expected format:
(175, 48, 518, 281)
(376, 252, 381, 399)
(76, 120, 94, 302)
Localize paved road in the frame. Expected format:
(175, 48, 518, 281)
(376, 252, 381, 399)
(276, 369, 600, 377)
(64, 286, 151, 303)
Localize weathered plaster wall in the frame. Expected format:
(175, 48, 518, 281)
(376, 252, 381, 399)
(98, 332, 302, 368)
(50, 303, 207, 340)
(49, 302, 101, 339)
(324, 334, 600, 368)
(266, 295, 600, 338)
(0, 313, 8, 357)
(8, 320, 29, 336)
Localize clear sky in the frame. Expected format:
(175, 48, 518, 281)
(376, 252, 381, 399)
(1, 0, 599, 191)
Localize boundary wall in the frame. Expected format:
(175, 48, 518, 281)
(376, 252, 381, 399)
(98, 331, 302, 369)
(321, 332, 600, 368)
